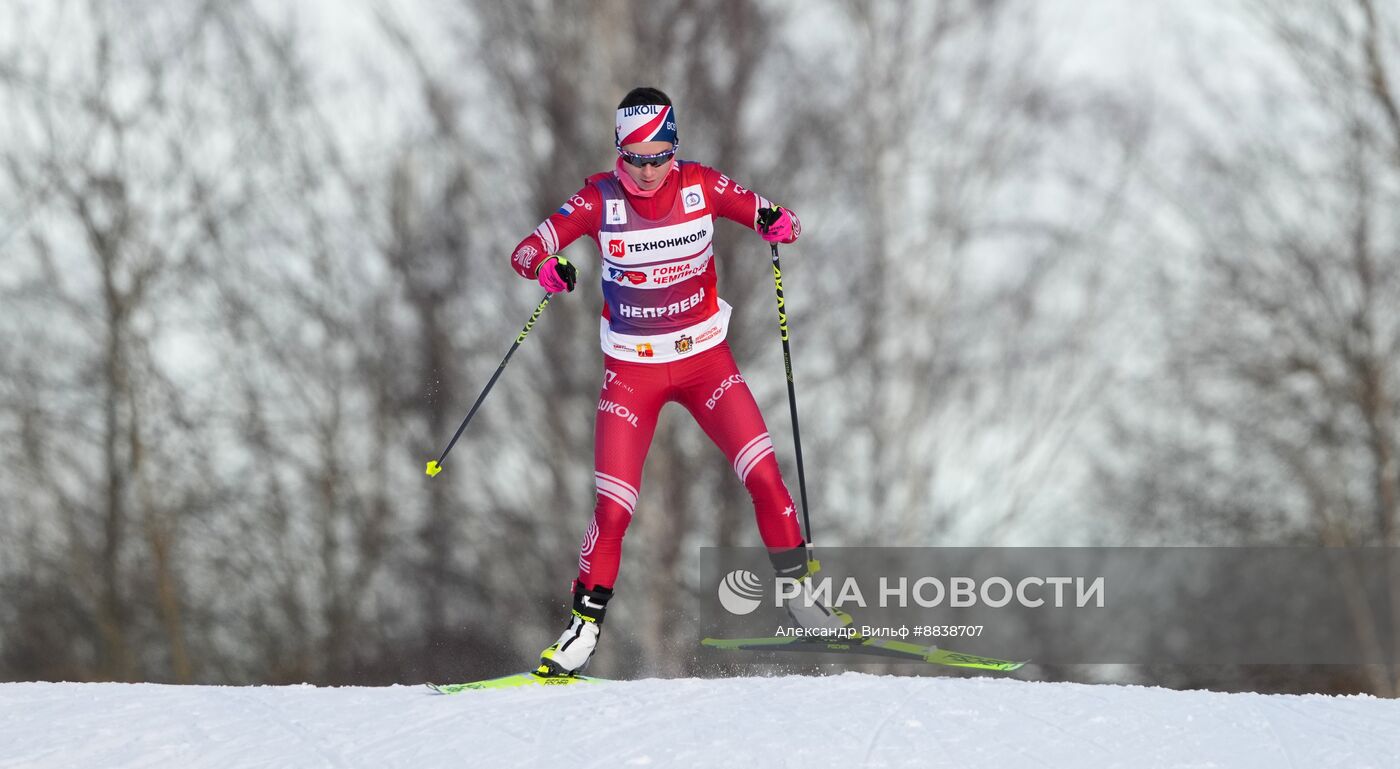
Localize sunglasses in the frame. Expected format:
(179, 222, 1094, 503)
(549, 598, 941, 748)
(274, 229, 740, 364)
(618, 147, 677, 168)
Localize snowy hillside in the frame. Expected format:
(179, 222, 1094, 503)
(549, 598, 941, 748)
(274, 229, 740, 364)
(2, 674, 1397, 768)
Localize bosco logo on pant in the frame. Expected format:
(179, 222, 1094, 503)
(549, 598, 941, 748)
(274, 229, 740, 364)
(706, 374, 745, 410)
(580, 344, 803, 590)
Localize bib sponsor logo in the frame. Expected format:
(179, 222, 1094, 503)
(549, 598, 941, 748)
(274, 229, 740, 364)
(695, 325, 722, 344)
(635, 343, 654, 358)
(599, 398, 640, 428)
(706, 374, 745, 410)
(682, 184, 705, 214)
(650, 260, 706, 287)
(618, 287, 706, 319)
(607, 199, 627, 224)
(609, 267, 648, 285)
(675, 335, 694, 354)
(615, 228, 709, 256)
(608, 239, 626, 258)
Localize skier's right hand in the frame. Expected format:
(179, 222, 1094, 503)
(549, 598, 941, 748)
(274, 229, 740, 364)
(537, 255, 577, 293)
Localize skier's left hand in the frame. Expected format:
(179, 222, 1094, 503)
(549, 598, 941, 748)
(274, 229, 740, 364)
(537, 255, 577, 293)
(757, 205, 797, 243)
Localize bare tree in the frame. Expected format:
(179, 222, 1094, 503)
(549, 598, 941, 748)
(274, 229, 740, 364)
(1093, 0, 1400, 695)
(755, 0, 1133, 549)
(0, 0, 410, 685)
(0, 0, 309, 681)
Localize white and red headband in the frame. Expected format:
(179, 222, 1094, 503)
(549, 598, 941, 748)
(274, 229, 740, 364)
(615, 104, 679, 148)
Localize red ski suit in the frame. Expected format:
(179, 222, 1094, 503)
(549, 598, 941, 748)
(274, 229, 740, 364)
(510, 160, 803, 590)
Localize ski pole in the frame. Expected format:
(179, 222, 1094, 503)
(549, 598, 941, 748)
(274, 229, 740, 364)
(426, 292, 553, 477)
(768, 241, 815, 553)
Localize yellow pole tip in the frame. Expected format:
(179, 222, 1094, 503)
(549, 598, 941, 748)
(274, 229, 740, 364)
(426, 461, 442, 477)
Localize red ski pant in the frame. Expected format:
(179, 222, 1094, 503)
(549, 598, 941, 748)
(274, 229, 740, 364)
(577, 341, 803, 590)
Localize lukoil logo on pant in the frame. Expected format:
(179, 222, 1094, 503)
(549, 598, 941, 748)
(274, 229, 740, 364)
(717, 569, 764, 615)
(598, 399, 639, 428)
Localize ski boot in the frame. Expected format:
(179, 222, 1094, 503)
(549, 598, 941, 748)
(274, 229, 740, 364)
(538, 583, 613, 677)
(770, 545, 856, 635)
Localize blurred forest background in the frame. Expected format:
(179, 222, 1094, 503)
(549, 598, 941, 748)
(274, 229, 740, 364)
(1, 0, 1397, 695)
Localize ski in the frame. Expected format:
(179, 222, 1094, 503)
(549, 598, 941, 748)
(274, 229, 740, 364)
(427, 671, 605, 693)
(701, 635, 1026, 671)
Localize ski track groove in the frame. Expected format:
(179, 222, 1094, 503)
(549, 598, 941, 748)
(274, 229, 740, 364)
(572, 678, 765, 768)
(1252, 699, 1300, 769)
(1008, 681, 1214, 767)
(334, 690, 487, 763)
(0, 746, 64, 769)
(1000, 692, 1117, 765)
(456, 688, 596, 766)
(907, 683, 962, 769)
(1261, 695, 1400, 768)
(229, 689, 349, 769)
(162, 702, 226, 769)
(858, 676, 930, 768)
(960, 683, 1066, 769)
(1272, 694, 1399, 732)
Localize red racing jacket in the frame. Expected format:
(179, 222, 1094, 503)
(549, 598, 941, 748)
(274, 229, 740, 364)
(509, 160, 799, 363)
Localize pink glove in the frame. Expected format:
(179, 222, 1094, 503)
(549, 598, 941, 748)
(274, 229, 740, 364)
(758, 206, 796, 243)
(536, 256, 576, 293)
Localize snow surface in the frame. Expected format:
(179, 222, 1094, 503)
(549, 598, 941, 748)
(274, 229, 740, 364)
(2, 673, 1397, 768)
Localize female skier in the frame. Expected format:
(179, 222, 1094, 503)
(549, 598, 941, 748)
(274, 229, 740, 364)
(507, 87, 848, 676)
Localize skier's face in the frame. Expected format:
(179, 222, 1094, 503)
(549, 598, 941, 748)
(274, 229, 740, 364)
(619, 141, 674, 190)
